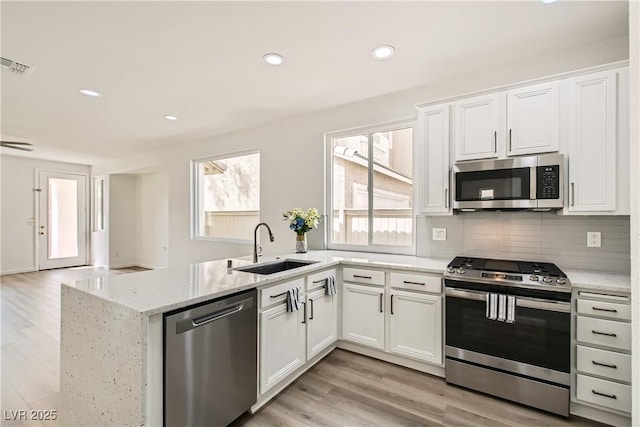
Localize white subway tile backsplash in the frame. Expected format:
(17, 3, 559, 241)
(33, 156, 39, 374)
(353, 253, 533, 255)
(419, 213, 630, 273)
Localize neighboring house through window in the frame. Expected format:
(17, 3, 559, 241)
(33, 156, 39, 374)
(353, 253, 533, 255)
(327, 121, 414, 253)
(192, 151, 260, 241)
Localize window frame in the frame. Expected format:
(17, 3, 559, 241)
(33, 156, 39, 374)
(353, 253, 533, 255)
(190, 149, 260, 243)
(325, 119, 417, 255)
(92, 176, 105, 232)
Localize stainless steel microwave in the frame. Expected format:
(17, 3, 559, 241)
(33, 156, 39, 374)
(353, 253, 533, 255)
(452, 154, 564, 211)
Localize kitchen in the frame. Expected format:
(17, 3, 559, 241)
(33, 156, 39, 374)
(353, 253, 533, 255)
(1, 1, 639, 427)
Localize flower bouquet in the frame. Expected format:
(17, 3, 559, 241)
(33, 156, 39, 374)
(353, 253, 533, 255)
(283, 208, 322, 253)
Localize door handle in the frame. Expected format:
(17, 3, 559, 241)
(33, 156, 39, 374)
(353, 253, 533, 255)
(444, 188, 448, 209)
(301, 301, 306, 324)
(379, 293, 383, 313)
(592, 361, 617, 369)
(354, 274, 372, 279)
(571, 182, 575, 206)
(493, 131, 497, 153)
(309, 298, 314, 320)
(391, 294, 394, 315)
(592, 307, 617, 313)
(592, 390, 617, 400)
(592, 330, 617, 338)
(508, 128, 512, 152)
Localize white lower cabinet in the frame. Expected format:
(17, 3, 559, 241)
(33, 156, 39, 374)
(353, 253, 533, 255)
(306, 287, 338, 360)
(259, 301, 306, 394)
(389, 290, 442, 364)
(342, 282, 385, 349)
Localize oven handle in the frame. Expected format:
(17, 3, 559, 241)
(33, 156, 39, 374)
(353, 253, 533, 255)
(445, 287, 570, 313)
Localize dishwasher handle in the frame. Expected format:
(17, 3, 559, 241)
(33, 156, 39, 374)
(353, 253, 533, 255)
(175, 296, 254, 334)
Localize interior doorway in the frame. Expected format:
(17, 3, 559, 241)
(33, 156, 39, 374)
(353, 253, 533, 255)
(37, 170, 88, 270)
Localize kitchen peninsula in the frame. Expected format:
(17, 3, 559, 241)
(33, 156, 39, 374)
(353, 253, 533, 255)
(60, 251, 630, 426)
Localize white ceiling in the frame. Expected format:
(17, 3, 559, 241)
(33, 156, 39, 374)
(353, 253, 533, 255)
(0, 1, 629, 164)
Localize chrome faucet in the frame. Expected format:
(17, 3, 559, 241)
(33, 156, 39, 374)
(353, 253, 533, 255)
(253, 222, 275, 263)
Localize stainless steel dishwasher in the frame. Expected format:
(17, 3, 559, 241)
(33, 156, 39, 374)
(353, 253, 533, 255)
(164, 289, 257, 427)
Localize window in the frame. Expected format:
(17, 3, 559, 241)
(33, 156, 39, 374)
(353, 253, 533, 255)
(327, 121, 414, 253)
(192, 151, 260, 241)
(92, 177, 104, 231)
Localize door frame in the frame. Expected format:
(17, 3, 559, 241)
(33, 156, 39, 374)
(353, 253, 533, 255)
(34, 168, 90, 271)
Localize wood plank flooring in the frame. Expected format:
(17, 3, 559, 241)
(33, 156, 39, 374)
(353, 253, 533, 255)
(2, 267, 606, 427)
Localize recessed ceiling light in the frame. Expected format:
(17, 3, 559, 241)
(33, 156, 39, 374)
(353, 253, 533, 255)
(541, 0, 558, 3)
(263, 53, 283, 65)
(164, 115, 178, 121)
(371, 45, 395, 60)
(79, 88, 101, 97)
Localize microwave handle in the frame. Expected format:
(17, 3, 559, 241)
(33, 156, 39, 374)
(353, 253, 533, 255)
(530, 167, 537, 200)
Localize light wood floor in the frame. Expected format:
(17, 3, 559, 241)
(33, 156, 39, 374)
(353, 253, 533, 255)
(2, 267, 605, 427)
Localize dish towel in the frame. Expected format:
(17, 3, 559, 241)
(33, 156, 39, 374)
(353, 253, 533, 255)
(286, 287, 301, 312)
(325, 275, 337, 296)
(485, 293, 516, 323)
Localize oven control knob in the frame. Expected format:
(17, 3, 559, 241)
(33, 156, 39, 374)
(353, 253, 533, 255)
(556, 278, 567, 285)
(446, 267, 456, 274)
(529, 275, 539, 281)
(456, 268, 465, 274)
(542, 276, 553, 283)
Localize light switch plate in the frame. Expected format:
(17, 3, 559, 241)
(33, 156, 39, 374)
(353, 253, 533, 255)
(587, 231, 601, 248)
(433, 228, 447, 241)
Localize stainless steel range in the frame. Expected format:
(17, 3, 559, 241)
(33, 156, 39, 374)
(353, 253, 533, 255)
(444, 256, 571, 416)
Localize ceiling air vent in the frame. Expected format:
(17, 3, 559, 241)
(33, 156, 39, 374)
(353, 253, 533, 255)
(1, 57, 34, 77)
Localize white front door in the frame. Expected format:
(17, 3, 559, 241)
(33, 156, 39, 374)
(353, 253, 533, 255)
(38, 171, 88, 270)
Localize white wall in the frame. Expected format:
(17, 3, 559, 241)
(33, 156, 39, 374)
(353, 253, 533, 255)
(0, 155, 90, 274)
(92, 36, 629, 268)
(135, 173, 169, 269)
(108, 174, 138, 268)
(628, 2, 639, 425)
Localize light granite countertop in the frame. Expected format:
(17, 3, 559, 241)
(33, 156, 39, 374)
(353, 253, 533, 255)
(64, 251, 451, 316)
(64, 250, 631, 316)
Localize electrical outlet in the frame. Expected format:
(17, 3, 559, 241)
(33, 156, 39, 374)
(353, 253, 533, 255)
(587, 232, 601, 248)
(433, 228, 447, 241)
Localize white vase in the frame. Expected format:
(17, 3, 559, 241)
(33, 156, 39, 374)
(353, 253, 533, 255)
(295, 233, 307, 253)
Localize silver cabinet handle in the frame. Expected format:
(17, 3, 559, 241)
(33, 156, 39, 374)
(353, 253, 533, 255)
(571, 182, 575, 206)
(444, 188, 448, 209)
(354, 274, 372, 279)
(379, 293, 383, 313)
(592, 307, 618, 313)
(592, 390, 617, 400)
(592, 361, 617, 369)
(508, 128, 512, 152)
(592, 330, 617, 337)
(403, 280, 425, 286)
(493, 130, 497, 153)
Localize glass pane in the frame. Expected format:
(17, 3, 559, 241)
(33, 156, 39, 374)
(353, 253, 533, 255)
(372, 128, 413, 246)
(456, 168, 530, 201)
(332, 135, 369, 245)
(199, 152, 260, 240)
(48, 178, 79, 259)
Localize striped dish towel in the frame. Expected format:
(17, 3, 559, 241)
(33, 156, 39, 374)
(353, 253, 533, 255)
(286, 287, 301, 312)
(325, 275, 337, 296)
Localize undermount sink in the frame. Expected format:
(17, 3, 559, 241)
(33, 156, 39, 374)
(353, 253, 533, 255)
(233, 259, 319, 275)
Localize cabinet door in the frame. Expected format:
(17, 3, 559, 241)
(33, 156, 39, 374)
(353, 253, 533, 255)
(567, 70, 617, 212)
(417, 104, 451, 214)
(454, 93, 501, 161)
(389, 290, 442, 364)
(306, 288, 338, 360)
(507, 81, 559, 156)
(342, 283, 385, 349)
(259, 302, 306, 394)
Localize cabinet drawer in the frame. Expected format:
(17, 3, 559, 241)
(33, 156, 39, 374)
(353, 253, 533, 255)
(306, 268, 337, 292)
(576, 317, 630, 351)
(260, 278, 304, 309)
(389, 272, 441, 293)
(577, 299, 631, 321)
(576, 345, 631, 383)
(576, 374, 631, 413)
(343, 267, 384, 286)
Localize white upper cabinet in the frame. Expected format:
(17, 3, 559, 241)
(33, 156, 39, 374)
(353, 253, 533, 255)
(453, 93, 501, 161)
(417, 103, 451, 214)
(565, 67, 629, 214)
(506, 81, 560, 156)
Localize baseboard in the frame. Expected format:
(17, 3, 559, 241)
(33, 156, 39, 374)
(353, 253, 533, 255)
(570, 401, 631, 426)
(0, 266, 37, 276)
(107, 263, 138, 270)
(136, 263, 161, 270)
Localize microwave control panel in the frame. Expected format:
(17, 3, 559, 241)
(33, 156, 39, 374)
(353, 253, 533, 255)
(536, 165, 560, 199)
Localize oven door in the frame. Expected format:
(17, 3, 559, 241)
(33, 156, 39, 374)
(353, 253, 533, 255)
(445, 286, 570, 384)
